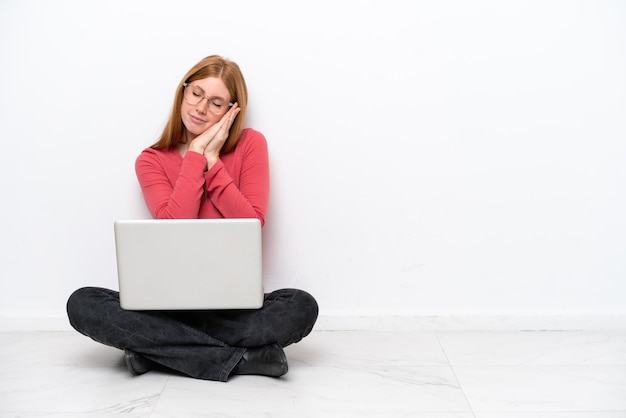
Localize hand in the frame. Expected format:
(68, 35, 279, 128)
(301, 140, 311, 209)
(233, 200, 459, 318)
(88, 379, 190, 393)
(188, 103, 240, 168)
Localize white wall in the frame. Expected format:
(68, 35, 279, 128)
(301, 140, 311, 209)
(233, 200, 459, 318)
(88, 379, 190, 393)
(1, 0, 625, 329)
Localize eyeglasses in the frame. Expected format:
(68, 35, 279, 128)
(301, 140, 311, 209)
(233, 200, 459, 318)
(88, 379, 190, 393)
(182, 83, 234, 115)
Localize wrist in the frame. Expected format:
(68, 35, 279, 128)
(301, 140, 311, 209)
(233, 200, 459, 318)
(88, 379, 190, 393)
(205, 155, 219, 170)
(188, 145, 204, 155)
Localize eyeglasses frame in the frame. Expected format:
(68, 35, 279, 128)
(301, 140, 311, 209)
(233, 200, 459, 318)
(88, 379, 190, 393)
(182, 83, 234, 115)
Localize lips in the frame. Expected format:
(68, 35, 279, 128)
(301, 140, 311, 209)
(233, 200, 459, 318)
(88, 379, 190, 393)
(188, 114, 206, 125)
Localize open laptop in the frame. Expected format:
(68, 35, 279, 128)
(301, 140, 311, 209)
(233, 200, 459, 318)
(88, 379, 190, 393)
(114, 218, 264, 310)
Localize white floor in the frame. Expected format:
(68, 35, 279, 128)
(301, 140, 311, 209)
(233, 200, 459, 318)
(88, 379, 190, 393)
(1, 329, 625, 417)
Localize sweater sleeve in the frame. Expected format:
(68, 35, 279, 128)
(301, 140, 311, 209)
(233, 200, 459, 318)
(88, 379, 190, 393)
(135, 148, 207, 219)
(204, 131, 270, 226)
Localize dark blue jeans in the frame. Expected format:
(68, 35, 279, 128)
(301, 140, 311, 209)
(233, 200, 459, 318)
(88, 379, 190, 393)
(66, 287, 318, 381)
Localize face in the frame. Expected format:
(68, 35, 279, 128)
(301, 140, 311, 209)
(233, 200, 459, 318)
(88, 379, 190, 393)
(180, 76, 232, 140)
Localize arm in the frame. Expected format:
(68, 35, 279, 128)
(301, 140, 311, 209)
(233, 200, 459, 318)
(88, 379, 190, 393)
(135, 149, 207, 219)
(204, 131, 270, 226)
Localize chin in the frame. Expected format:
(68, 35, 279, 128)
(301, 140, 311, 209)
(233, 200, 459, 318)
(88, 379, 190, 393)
(182, 124, 203, 138)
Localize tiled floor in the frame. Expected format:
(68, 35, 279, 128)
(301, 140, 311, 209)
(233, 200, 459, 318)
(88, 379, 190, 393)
(1, 329, 625, 417)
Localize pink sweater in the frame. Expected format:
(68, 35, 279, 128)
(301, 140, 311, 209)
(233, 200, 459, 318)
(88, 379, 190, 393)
(135, 128, 269, 226)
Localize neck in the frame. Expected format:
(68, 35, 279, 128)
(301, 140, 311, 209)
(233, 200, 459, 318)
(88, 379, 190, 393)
(177, 140, 190, 157)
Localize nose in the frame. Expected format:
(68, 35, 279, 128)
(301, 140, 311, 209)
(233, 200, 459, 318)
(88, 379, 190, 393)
(195, 97, 209, 114)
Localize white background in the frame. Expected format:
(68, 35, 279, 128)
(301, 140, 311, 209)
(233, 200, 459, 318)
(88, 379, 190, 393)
(1, 0, 625, 325)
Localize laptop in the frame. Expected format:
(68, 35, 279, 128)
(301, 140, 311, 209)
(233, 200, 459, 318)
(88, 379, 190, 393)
(114, 218, 264, 310)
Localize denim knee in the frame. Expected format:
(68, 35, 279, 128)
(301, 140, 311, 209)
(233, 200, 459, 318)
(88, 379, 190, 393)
(269, 288, 319, 345)
(294, 289, 319, 328)
(66, 286, 113, 335)
(66, 287, 91, 333)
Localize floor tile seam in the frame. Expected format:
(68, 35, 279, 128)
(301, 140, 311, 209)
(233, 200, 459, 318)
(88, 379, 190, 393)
(147, 375, 171, 416)
(190, 407, 478, 415)
(287, 362, 453, 368)
(446, 364, 626, 368)
(470, 408, 626, 414)
(434, 332, 478, 418)
(282, 360, 626, 369)
(285, 364, 460, 374)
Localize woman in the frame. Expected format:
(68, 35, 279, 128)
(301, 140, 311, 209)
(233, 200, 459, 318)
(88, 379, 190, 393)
(66, 55, 318, 382)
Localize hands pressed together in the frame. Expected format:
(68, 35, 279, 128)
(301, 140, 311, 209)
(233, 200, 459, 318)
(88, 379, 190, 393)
(188, 103, 240, 170)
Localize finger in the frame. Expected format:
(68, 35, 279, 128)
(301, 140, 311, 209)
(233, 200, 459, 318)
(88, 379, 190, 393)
(226, 102, 240, 119)
(218, 107, 239, 134)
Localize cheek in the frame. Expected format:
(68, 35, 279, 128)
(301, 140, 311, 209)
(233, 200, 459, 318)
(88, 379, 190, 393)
(180, 101, 190, 118)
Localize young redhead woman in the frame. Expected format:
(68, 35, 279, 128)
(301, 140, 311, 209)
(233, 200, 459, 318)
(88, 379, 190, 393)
(66, 55, 318, 381)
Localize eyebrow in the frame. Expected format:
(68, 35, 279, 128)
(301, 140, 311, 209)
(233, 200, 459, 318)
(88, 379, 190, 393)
(190, 84, 228, 102)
